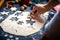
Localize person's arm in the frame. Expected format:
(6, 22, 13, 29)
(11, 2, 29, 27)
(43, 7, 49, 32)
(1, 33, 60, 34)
(31, 0, 60, 24)
(31, 0, 60, 15)
(32, 0, 60, 40)
(38, 0, 60, 40)
(44, 0, 60, 12)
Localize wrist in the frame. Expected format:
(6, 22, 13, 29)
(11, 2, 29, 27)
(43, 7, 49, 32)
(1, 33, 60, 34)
(44, 0, 59, 11)
(44, 4, 51, 11)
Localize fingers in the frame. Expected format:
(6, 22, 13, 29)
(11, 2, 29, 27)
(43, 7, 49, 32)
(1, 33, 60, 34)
(31, 4, 38, 13)
(31, 7, 37, 15)
(30, 4, 40, 19)
(32, 6, 37, 13)
(30, 10, 38, 19)
(30, 13, 35, 19)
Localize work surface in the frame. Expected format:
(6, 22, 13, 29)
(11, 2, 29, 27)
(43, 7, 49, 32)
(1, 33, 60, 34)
(0, 3, 55, 40)
(0, 4, 45, 40)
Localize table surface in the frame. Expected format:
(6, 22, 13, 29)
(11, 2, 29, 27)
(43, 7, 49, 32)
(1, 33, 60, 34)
(0, 4, 45, 40)
(0, 3, 56, 40)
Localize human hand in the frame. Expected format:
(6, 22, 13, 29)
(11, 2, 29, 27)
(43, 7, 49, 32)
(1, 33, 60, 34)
(30, 13, 45, 23)
(30, 4, 46, 23)
(31, 4, 47, 15)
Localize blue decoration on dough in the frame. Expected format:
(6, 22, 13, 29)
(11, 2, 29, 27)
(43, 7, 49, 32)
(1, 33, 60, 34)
(10, 17, 19, 21)
(17, 21, 24, 25)
(26, 20, 35, 25)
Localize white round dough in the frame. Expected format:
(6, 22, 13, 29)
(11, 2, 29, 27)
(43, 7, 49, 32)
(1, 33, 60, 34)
(0, 11, 45, 36)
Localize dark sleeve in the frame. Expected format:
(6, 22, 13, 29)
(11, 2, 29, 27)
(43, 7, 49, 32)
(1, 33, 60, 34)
(45, 8, 60, 40)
